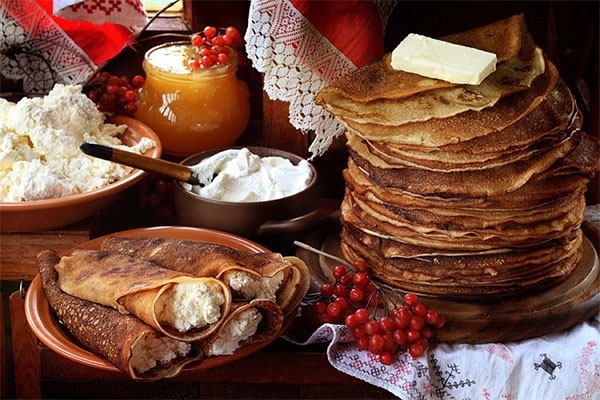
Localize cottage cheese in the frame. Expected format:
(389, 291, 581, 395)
(0, 84, 156, 202)
(130, 333, 193, 374)
(225, 270, 284, 301)
(207, 308, 263, 356)
(154, 282, 226, 332)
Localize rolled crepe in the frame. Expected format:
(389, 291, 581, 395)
(37, 250, 204, 380)
(55, 249, 232, 341)
(200, 299, 284, 357)
(101, 237, 311, 317)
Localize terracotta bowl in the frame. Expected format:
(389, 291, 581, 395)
(0, 115, 162, 232)
(173, 147, 320, 239)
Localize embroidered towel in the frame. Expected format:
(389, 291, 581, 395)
(286, 314, 600, 399)
(0, 0, 147, 92)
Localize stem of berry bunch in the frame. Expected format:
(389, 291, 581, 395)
(293, 241, 353, 269)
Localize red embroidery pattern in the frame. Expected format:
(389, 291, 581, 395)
(481, 343, 514, 363)
(566, 341, 600, 399)
(69, 0, 144, 17)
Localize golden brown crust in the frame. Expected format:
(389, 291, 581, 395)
(100, 237, 310, 318)
(55, 249, 232, 341)
(37, 250, 204, 380)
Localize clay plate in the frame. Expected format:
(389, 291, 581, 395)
(0, 115, 162, 232)
(25, 226, 293, 373)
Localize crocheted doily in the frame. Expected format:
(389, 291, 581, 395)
(1, 0, 96, 93)
(245, 0, 396, 158)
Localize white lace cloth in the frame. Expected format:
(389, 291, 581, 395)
(1, 0, 146, 93)
(1, 0, 95, 92)
(244, 0, 396, 158)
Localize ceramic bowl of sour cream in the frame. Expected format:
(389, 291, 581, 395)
(173, 146, 320, 238)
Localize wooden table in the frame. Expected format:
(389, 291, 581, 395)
(3, 181, 599, 399)
(2, 188, 397, 399)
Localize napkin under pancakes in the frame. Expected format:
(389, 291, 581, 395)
(38, 250, 204, 380)
(315, 14, 600, 298)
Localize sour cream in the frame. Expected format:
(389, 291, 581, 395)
(185, 148, 313, 202)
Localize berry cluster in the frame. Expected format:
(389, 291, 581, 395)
(85, 72, 145, 117)
(188, 25, 245, 69)
(299, 261, 445, 365)
(137, 175, 175, 221)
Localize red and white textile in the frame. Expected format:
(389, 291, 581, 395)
(53, 0, 147, 29)
(244, 0, 397, 157)
(0, 0, 147, 92)
(286, 314, 600, 399)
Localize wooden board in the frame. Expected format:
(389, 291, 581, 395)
(296, 214, 600, 344)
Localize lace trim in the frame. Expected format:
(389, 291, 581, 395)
(245, 0, 359, 158)
(1, 0, 96, 93)
(245, 0, 396, 158)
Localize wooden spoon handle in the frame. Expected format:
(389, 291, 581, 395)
(80, 142, 199, 185)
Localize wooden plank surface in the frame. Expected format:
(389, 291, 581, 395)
(0, 228, 91, 281)
(36, 340, 394, 399)
(10, 291, 41, 399)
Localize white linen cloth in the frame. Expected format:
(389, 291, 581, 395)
(53, 0, 147, 29)
(286, 315, 600, 399)
(0, 0, 146, 92)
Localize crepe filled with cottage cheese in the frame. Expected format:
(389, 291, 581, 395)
(100, 237, 311, 318)
(200, 299, 284, 357)
(55, 249, 232, 341)
(38, 250, 204, 380)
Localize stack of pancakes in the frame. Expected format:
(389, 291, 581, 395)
(315, 15, 599, 298)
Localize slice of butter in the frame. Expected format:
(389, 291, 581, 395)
(390, 33, 497, 85)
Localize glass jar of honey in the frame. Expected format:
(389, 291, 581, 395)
(136, 41, 250, 157)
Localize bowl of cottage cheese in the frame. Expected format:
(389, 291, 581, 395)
(173, 147, 319, 238)
(0, 85, 161, 232)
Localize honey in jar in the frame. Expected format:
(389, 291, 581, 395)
(136, 41, 250, 157)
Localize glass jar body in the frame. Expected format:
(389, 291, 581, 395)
(136, 42, 250, 157)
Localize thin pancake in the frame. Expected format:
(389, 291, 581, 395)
(339, 228, 582, 298)
(319, 47, 544, 126)
(340, 190, 585, 250)
(56, 249, 232, 342)
(343, 156, 592, 208)
(37, 250, 204, 380)
(200, 299, 283, 357)
(100, 237, 310, 318)
(375, 79, 578, 157)
(341, 60, 559, 147)
(315, 14, 528, 103)
(347, 128, 578, 197)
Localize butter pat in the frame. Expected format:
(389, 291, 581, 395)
(390, 33, 497, 85)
